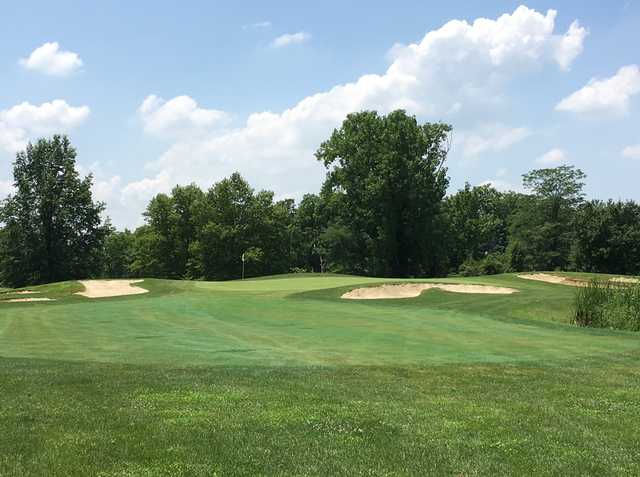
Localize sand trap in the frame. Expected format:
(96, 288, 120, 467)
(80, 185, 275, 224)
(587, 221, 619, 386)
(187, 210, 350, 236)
(342, 283, 517, 299)
(3, 297, 53, 303)
(76, 280, 148, 298)
(0, 290, 40, 295)
(518, 273, 639, 287)
(609, 277, 640, 284)
(517, 273, 577, 286)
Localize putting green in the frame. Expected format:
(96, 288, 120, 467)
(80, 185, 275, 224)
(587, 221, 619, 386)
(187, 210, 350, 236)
(1, 273, 638, 367)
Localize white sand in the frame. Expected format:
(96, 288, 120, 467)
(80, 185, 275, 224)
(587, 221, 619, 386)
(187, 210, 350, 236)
(518, 273, 639, 287)
(76, 280, 149, 298)
(3, 297, 53, 303)
(342, 283, 517, 300)
(609, 277, 640, 284)
(517, 273, 576, 285)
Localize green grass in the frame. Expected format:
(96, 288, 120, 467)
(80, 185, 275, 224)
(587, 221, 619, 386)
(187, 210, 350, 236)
(1, 273, 639, 475)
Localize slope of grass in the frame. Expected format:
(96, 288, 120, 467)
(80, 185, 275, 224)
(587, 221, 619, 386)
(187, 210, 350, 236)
(1, 274, 639, 366)
(1, 273, 639, 475)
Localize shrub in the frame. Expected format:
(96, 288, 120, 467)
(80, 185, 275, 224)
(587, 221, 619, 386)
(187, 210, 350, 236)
(458, 253, 508, 277)
(574, 280, 640, 331)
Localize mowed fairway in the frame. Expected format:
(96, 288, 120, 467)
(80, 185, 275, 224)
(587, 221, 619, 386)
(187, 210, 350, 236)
(1, 274, 640, 475)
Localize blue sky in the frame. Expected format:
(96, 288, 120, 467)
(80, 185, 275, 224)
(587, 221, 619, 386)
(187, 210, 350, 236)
(1, 1, 639, 228)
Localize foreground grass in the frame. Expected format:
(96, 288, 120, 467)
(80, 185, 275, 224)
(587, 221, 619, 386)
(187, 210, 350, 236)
(1, 354, 639, 476)
(1, 273, 640, 475)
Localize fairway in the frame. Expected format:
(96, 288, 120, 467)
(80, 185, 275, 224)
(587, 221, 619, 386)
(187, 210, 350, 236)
(1, 273, 640, 475)
(2, 274, 639, 366)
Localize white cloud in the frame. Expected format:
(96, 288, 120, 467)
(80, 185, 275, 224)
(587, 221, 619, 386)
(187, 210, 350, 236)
(536, 148, 566, 164)
(622, 144, 640, 160)
(553, 21, 588, 71)
(271, 31, 311, 48)
(0, 179, 15, 198)
(108, 6, 585, 227)
(457, 124, 530, 158)
(19, 42, 83, 76)
(243, 21, 271, 30)
(556, 64, 640, 116)
(138, 95, 229, 138)
(479, 178, 521, 193)
(92, 175, 122, 203)
(0, 100, 90, 154)
(0, 123, 27, 155)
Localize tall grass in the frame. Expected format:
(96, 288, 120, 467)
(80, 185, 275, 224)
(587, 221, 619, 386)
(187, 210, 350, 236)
(574, 280, 640, 331)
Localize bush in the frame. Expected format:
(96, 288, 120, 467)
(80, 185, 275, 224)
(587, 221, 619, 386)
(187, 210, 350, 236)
(574, 280, 640, 331)
(458, 252, 508, 277)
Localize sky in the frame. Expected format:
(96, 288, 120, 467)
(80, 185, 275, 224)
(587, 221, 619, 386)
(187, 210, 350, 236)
(1, 1, 639, 228)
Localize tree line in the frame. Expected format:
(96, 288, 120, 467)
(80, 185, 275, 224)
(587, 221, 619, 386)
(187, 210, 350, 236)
(1, 110, 640, 287)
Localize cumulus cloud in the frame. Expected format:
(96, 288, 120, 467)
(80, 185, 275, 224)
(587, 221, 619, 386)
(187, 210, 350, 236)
(536, 148, 566, 165)
(108, 6, 585, 227)
(556, 65, 640, 116)
(19, 42, 83, 76)
(457, 124, 531, 158)
(553, 21, 588, 71)
(92, 175, 122, 203)
(622, 144, 640, 160)
(271, 32, 311, 48)
(0, 100, 90, 154)
(138, 95, 229, 138)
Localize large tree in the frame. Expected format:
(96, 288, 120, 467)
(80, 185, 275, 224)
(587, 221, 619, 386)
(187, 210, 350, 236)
(0, 136, 109, 287)
(316, 110, 451, 277)
(509, 165, 586, 271)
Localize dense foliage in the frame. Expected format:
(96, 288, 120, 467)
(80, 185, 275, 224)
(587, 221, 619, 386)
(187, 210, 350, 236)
(1, 111, 640, 285)
(0, 136, 109, 287)
(574, 280, 640, 331)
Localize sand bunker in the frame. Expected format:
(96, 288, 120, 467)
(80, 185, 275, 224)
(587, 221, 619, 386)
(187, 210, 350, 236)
(3, 297, 53, 303)
(609, 277, 640, 284)
(0, 290, 40, 295)
(517, 273, 577, 286)
(342, 283, 517, 299)
(518, 273, 639, 287)
(76, 280, 148, 298)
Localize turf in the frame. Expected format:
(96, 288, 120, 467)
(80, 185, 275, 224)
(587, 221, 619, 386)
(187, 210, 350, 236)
(1, 273, 639, 475)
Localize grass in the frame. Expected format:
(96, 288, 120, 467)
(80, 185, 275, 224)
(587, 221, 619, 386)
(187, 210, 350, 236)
(1, 273, 640, 475)
(575, 279, 640, 331)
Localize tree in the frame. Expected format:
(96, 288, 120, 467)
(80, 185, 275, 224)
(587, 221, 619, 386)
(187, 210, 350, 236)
(194, 173, 293, 280)
(444, 183, 508, 272)
(102, 229, 135, 278)
(0, 136, 109, 287)
(291, 194, 328, 272)
(316, 110, 451, 277)
(509, 165, 586, 271)
(574, 200, 640, 275)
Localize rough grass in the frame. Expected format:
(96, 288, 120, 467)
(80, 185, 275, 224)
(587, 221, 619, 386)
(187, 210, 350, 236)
(575, 280, 640, 331)
(1, 273, 640, 475)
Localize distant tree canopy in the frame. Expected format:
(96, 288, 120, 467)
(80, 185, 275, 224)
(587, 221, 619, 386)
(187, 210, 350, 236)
(0, 136, 109, 287)
(1, 112, 640, 287)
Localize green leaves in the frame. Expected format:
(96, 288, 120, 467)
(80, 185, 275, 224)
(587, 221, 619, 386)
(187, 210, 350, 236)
(316, 110, 451, 277)
(0, 136, 108, 287)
